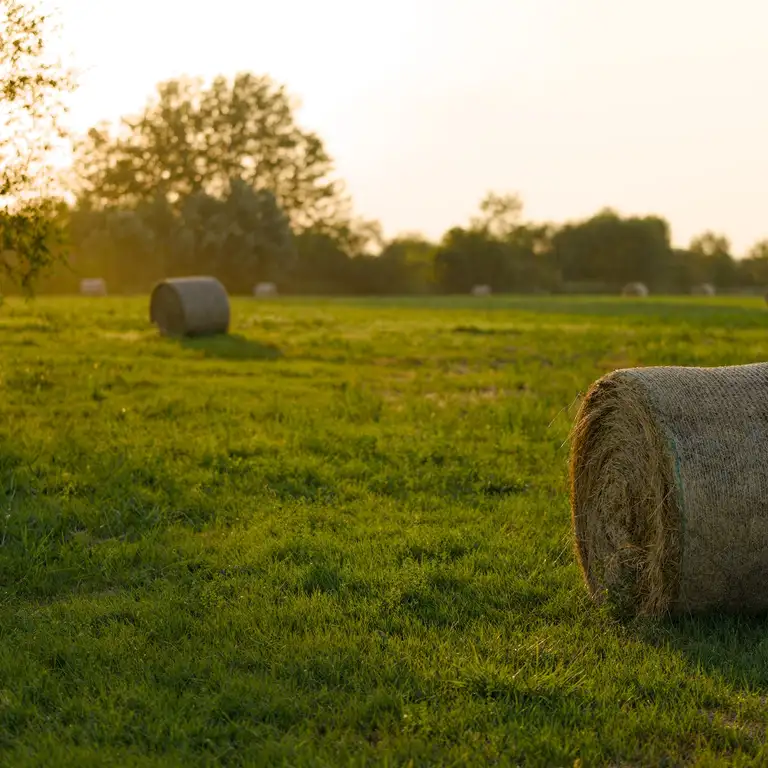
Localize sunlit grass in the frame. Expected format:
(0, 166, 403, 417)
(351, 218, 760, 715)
(1, 295, 768, 766)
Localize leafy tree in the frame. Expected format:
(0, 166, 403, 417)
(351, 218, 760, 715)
(435, 227, 508, 293)
(72, 73, 349, 232)
(65, 181, 296, 294)
(688, 231, 737, 288)
(739, 240, 768, 288)
(469, 191, 524, 240)
(551, 210, 671, 289)
(289, 230, 354, 294)
(435, 194, 559, 294)
(689, 231, 731, 259)
(377, 233, 438, 294)
(0, 0, 75, 293)
(171, 179, 296, 291)
(68, 207, 158, 292)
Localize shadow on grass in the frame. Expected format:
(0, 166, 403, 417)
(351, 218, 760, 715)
(178, 333, 283, 361)
(638, 614, 768, 690)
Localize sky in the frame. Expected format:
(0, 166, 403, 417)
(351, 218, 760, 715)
(44, 0, 768, 255)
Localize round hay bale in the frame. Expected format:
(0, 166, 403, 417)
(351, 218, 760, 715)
(149, 276, 230, 337)
(570, 363, 768, 617)
(471, 284, 491, 297)
(80, 278, 107, 296)
(254, 282, 277, 297)
(621, 281, 648, 297)
(691, 282, 716, 296)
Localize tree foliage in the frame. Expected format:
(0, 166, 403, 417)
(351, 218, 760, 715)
(67, 180, 296, 294)
(72, 73, 349, 232)
(0, 0, 74, 293)
(551, 209, 671, 289)
(739, 240, 768, 288)
(469, 191, 524, 240)
(36, 185, 768, 298)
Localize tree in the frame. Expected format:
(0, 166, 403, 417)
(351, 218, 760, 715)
(434, 227, 508, 293)
(739, 240, 768, 288)
(688, 231, 738, 288)
(551, 210, 671, 289)
(469, 191, 524, 240)
(171, 179, 296, 291)
(434, 194, 560, 294)
(376, 233, 438, 294)
(689, 231, 731, 259)
(68, 206, 159, 292)
(0, 0, 75, 293)
(72, 72, 349, 232)
(64, 181, 296, 294)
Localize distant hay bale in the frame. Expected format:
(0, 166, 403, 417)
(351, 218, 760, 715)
(691, 283, 716, 296)
(254, 282, 277, 297)
(149, 276, 230, 337)
(471, 284, 491, 297)
(571, 363, 768, 617)
(621, 282, 648, 297)
(80, 278, 107, 296)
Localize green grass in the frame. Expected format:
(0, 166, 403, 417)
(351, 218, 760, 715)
(2, 294, 768, 766)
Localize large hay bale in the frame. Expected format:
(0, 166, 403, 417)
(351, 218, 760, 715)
(471, 284, 491, 297)
(149, 276, 229, 337)
(691, 283, 716, 296)
(254, 282, 277, 297)
(571, 363, 768, 617)
(80, 278, 107, 296)
(621, 281, 648, 297)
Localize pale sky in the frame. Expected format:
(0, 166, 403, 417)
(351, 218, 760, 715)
(47, 0, 768, 255)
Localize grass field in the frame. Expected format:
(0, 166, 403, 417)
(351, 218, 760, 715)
(2, 294, 768, 766)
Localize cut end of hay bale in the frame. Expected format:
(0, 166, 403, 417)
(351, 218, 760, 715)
(571, 362, 768, 618)
(150, 276, 230, 338)
(254, 282, 278, 297)
(621, 282, 649, 297)
(80, 278, 108, 296)
(570, 370, 682, 617)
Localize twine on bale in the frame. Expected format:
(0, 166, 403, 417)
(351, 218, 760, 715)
(150, 276, 230, 337)
(570, 363, 768, 617)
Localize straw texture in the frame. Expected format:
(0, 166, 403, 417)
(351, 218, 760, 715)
(571, 363, 768, 617)
(150, 276, 230, 337)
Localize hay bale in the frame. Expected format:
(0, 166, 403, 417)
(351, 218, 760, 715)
(149, 276, 229, 337)
(570, 363, 768, 617)
(471, 284, 491, 297)
(621, 282, 648, 297)
(691, 283, 716, 296)
(80, 278, 107, 296)
(254, 282, 277, 297)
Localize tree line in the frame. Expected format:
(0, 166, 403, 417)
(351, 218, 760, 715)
(28, 182, 768, 297)
(2, 7, 768, 297)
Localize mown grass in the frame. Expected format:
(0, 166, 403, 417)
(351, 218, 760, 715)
(1, 294, 768, 766)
